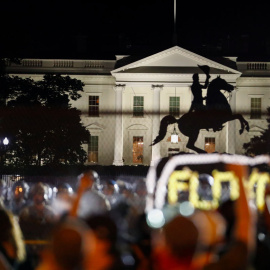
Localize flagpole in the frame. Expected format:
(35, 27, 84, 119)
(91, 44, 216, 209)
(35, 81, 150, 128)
(173, 0, 177, 45)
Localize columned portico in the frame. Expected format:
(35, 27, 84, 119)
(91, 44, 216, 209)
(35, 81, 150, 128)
(110, 46, 243, 163)
(151, 85, 163, 166)
(113, 84, 125, 166)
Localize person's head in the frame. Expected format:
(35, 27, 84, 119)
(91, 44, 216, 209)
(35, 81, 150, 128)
(47, 218, 92, 270)
(56, 182, 74, 197)
(163, 215, 199, 262)
(102, 180, 119, 196)
(11, 181, 29, 202)
(30, 182, 48, 206)
(135, 179, 147, 197)
(84, 214, 118, 248)
(193, 73, 199, 81)
(78, 170, 100, 191)
(83, 214, 120, 270)
(0, 208, 26, 262)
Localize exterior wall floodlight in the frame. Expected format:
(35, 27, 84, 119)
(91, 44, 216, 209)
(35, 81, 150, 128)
(3, 137, 9, 146)
(171, 126, 178, 144)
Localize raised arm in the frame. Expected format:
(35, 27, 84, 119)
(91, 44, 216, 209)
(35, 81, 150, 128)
(226, 164, 252, 245)
(203, 164, 255, 270)
(201, 74, 211, 89)
(69, 173, 94, 217)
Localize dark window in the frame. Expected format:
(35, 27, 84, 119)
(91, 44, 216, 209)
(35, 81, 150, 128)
(88, 136, 98, 163)
(169, 96, 180, 117)
(250, 98, 261, 119)
(133, 96, 144, 117)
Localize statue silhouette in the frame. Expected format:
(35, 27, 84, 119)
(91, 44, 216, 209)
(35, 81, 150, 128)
(150, 75, 249, 153)
(188, 65, 211, 113)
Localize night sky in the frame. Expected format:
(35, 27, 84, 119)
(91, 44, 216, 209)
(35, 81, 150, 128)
(1, 0, 269, 59)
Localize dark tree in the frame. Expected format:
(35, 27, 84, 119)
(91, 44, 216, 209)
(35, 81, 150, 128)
(243, 107, 270, 156)
(0, 73, 90, 167)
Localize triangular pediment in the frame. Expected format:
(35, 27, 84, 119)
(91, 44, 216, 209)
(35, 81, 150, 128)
(86, 122, 105, 130)
(112, 46, 240, 75)
(249, 125, 265, 133)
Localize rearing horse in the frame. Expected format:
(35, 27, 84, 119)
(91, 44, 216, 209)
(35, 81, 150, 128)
(150, 76, 249, 153)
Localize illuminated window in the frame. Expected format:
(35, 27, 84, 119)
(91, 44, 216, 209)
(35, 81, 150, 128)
(133, 96, 144, 117)
(133, 136, 143, 164)
(205, 137, 215, 153)
(169, 96, 180, 117)
(250, 98, 261, 119)
(89, 96, 99, 117)
(88, 136, 98, 163)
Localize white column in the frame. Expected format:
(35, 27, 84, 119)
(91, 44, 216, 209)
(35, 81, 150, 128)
(151, 85, 163, 166)
(113, 84, 125, 166)
(226, 90, 236, 154)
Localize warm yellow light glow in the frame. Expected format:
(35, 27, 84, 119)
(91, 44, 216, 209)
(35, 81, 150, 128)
(248, 169, 270, 211)
(167, 169, 270, 211)
(168, 170, 192, 204)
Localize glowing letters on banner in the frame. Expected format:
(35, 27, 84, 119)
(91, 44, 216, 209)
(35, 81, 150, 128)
(248, 169, 270, 211)
(168, 170, 193, 204)
(167, 168, 270, 211)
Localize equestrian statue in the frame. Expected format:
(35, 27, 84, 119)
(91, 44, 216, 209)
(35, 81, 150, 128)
(150, 65, 249, 153)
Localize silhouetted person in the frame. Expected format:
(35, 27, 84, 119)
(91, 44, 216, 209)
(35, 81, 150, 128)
(19, 182, 56, 240)
(0, 208, 26, 270)
(84, 214, 126, 270)
(35, 217, 91, 270)
(70, 170, 110, 219)
(189, 67, 210, 113)
(150, 164, 254, 270)
(8, 181, 30, 216)
(0, 179, 9, 209)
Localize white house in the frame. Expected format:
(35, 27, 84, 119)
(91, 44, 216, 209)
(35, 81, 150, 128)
(6, 46, 270, 166)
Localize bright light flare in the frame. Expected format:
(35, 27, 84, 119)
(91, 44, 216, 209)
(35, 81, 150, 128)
(146, 209, 165, 228)
(179, 201, 195, 216)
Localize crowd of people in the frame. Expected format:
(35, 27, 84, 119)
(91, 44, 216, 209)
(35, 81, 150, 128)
(0, 164, 270, 270)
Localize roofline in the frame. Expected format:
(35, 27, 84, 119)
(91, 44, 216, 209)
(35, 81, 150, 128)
(111, 46, 241, 75)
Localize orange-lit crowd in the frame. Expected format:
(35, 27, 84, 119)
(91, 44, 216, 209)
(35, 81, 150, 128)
(0, 165, 270, 270)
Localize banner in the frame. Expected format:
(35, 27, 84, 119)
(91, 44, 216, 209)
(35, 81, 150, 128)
(146, 154, 270, 213)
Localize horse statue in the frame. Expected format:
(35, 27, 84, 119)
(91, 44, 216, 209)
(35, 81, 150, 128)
(150, 76, 250, 153)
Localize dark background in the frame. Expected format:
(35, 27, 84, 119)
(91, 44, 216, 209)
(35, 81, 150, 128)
(1, 0, 269, 59)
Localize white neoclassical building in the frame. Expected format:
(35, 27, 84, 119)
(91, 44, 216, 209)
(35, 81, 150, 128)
(6, 46, 270, 166)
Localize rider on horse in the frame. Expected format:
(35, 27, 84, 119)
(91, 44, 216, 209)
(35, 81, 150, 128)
(189, 66, 224, 132)
(188, 65, 211, 113)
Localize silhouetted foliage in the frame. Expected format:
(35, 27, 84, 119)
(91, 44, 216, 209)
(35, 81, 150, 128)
(0, 72, 90, 167)
(243, 107, 270, 156)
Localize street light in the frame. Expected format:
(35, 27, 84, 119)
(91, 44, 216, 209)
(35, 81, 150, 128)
(171, 125, 179, 144)
(0, 137, 9, 166)
(3, 137, 9, 146)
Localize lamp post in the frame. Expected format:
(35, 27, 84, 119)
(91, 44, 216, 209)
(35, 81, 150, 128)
(3, 137, 9, 147)
(0, 137, 9, 166)
(171, 125, 179, 144)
